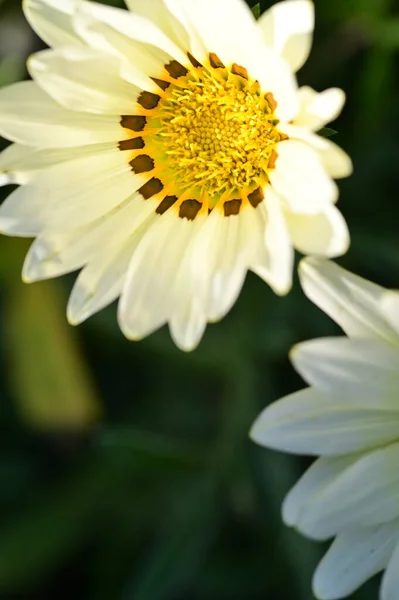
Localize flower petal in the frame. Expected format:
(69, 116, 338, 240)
(296, 443, 399, 539)
(313, 523, 399, 600)
(282, 454, 359, 531)
(28, 46, 141, 114)
(294, 86, 345, 130)
(285, 205, 349, 257)
(75, 0, 187, 83)
(280, 124, 353, 179)
(251, 386, 399, 456)
(0, 146, 145, 236)
(258, 0, 314, 72)
(23, 0, 82, 48)
(118, 211, 206, 342)
(0, 81, 122, 147)
(269, 140, 338, 214)
(381, 537, 399, 600)
(291, 337, 399, 409)
(251, 187, 294, 295)
(299, 257, 399, 344)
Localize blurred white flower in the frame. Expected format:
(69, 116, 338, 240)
(0, 0, 351, 350)
(251, 257, 399, 599)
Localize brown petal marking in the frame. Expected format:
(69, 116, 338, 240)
(138, 178, 164, 199)
(165, 60, 188, 79)
(156, 195, 178, 215)
(120, 115, 147, 132)
(179, 199, 202, 220)
(130, 154, 155, 173)
(187, 52, 202, 68)
(268, 150, 278, 169)
(265, 92, 278, 112)
(137, 91, 161, 110)
(209, 53, 225, 69)
(118, 137, 145, 151)
(231, 63, 248, 79)
(248, 187, 264, 208)
(151, 77, 171, 91)
(223, 199, 242, 216)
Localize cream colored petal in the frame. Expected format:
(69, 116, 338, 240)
(294, 86, 345, 130)
(381, 291, 399, 339)
(28, 46, 141, 114)
(313, 523, 399, 600)
(0, 143, 118, 186)
(282, 454, 359, 531)
(169, 298, 207, 352)
(165, 0, 298, 121)
(291, 337, 399, 409)
(118, 211, 204, 341)
(280, 123, 353, 179)
(251, 386, 399, 456)
(23, 0, 82, 48)
(296, 443, 399, 539)
(23, 195, 155, 283)
(125, 0, 191, 52)
(285, 205, 349, 257)
(269, 140, 338, 214)
(0, 81, 123, 147)
(251, 187, 294, 295)
(0, 147, 146, 236)
(381, 538, 399, 600)
(299, 257, 399, 344)
(75, 1, 187, 82)
(258, 0, 314, 72)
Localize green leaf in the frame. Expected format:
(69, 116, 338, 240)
(318, 127, 338, 138)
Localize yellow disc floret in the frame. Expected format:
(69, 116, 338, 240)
(151, 65, 284, 204)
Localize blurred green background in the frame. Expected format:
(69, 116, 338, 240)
(0, 0, 398, 598)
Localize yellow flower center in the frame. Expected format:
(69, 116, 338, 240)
(119, 54, 288, 219)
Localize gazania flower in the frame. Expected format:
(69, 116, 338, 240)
(251, 257, 399, 600)
(0, 0, 352, 350)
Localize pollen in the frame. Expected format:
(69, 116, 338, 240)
(149, 61, 286, 207)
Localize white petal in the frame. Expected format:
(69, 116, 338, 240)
(0, 147, 145, 236)
(23, 0, 82, 48)
(381, 537, 399, 600)
(282, 454, 359, 531)
(291, 337, 399, 409)
(381, 291, 399, 339)
(297, 443, 399, 539)
(165, 0, 298, 121)
(125, 0, 191, 52)
(251, 187, 294, 295)
(314, 523, 399, 600)
(251, 386, 399, 456)
(75, 1, 187, 83)
(294, 86, 345, 130)
(28, 46, 141, 114)
(269, 140, 338, 214)
(280, 124, 353, 179)
(258, 0, 314, 72)
(299, 257, 399, 344)
(0, 81, 123, 147)
(119, 211, 204, 341)
(285, 205, 349, 257)
(169, 296, 207, 352)
(22, 195, 155, 283)
(0, 143, 115, 186)
(67, 234, 143, 325)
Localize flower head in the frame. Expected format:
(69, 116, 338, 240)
(251, 257, 399, 600)
(0, 0, 352, 350)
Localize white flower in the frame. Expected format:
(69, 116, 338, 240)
(251, 257, 399, 600)
(0, 0, 352, 351)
